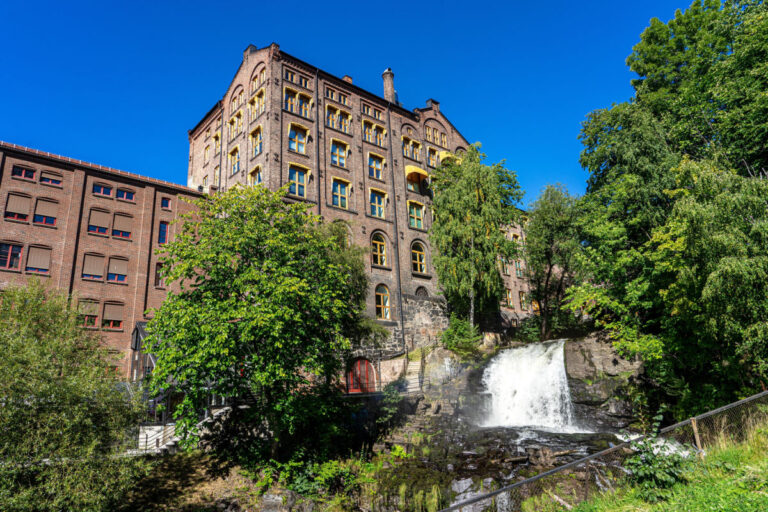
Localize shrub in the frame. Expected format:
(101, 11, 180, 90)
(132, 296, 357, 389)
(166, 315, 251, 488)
(441, 315, 481, 359)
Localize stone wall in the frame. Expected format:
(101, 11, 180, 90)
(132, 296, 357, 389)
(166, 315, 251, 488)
(401, 293, 449, 350)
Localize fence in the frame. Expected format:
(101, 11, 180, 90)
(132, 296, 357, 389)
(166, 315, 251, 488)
(438, 389, 768, 512)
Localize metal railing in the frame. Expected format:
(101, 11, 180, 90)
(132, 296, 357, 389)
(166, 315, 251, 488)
(437, 389, 768, 511)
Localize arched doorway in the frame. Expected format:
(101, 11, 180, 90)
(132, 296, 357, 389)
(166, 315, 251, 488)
(347, 358, 376, 393)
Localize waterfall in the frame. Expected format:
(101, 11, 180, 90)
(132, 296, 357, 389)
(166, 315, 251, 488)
(481, 340, 582, 432)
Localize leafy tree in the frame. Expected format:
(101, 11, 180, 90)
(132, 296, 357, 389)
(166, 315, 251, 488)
(570, 0, 768, 416)
(523, 184, 581, 340)
(0, 280, 147, 512)
(144, 185, 378, 469)
(429, 144, 523, 327)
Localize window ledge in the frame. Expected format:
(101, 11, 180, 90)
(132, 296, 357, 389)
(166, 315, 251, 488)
(4, 218, 29, 225)
(364, 213, 392, 223)
(407, 225, 428, 233)
(41, 183, 63, 189)
(326, 124, 352, 137)
(371, 264, 392, 271)
(376, 319, 399, 326)
(326, 204, 358, 215)
(367, 175, 386, 184)
(26, 271, 50, 277)
(87, 232, 110, 239)
(287, 149, 310, 158)
(107, 281, 129, 286)
(0, 267, 22, 274)
(82, 278, 104, 283)
(412, 272, 432, 279)
(33, 222, 58, 230)
(11, 176, 36, 183)
(102, 328, 125, 333)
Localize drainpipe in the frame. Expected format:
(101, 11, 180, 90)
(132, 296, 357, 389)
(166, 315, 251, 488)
(385, 105, 407, 353)
(218, 104, 224, 191)
(314, 68, 322, 216)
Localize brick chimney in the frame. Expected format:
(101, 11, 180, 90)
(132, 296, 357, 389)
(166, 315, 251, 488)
(382, 68, 395, 103)
(342, 75, 353, 84)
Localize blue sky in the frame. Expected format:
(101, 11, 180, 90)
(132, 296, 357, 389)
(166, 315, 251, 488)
(0, 0, 692, 205)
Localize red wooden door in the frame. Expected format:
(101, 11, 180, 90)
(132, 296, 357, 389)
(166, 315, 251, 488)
(347, 359, 375, 393)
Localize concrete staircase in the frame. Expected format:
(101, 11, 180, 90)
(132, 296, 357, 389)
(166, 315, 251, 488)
(403, 360, 422, 394)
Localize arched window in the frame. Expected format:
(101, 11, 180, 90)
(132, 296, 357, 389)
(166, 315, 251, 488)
(347, 358, 375, 393)
(375, 284, 390, 319)
(371, 233, 387, 266)
(411, 242, 426, 273)
(415, 286, 429, 298)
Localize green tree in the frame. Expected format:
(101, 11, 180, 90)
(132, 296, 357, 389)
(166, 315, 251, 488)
(523, 184, 581, 340)
(0, 280, 147, 512)
(570, 0, 768, 416)
(429, 144, 523, 327)
(144, 185, 377, 468)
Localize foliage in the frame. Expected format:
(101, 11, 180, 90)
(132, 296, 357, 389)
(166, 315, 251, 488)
(523, 184, 581, 339)
(624, 412, 688, 502)
(440, 314, 482, 359)
(375, 380, 406, 434)
(430, 144, 523, 326)
(0, 280, 148, 512)
(145, 185, 377, 474)
(569, 0, 768, 418)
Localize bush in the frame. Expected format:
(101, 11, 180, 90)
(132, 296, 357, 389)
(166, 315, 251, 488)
(440, 315, 481, 359)
(624, 412, 689, 502)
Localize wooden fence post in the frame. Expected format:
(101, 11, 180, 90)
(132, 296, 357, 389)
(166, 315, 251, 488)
(691, 417, 703, 457)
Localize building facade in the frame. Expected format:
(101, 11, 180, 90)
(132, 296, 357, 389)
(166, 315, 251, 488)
(0, 141, 201, 380)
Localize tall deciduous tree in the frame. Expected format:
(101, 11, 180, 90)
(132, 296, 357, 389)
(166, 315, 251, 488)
(430, 144, 523, 327)
(0, 280, 146, 512)
(523, 185, 580, 340)
(145, 185, 376, 465)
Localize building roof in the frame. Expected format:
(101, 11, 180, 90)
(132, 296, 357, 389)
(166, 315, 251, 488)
(0, 140, 202, 196)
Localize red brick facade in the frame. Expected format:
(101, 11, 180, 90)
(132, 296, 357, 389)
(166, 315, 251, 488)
(0, 141, 201, 379)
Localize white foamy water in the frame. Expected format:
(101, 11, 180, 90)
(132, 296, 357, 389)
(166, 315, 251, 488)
(481, 340, 585, 432)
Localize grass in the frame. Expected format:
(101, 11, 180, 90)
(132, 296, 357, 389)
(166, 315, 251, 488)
(534, 428, 768, 512)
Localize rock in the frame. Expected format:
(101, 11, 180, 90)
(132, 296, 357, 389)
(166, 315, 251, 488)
(564, 333, 642, 380)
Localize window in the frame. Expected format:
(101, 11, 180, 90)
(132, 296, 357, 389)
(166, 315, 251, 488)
(347, 358, 375, 394)
(362, 104, 371, 116)
(40, 172, 62, 186)
(82, 253, 104, 280)
(368, 154, 383, 180)
(331, 179, 349, 209)
(259, 68, 266, 83)
(325, 87, 335, 100)
(288, 166, 307, 198)
(284, 89, 297, 112)
(298, 94, 311, 118)
(158, 222, 168, 245)
(338, 92, 348, 105)
(214, 133, 221, 154)
(159, 198, 170, 210)
(102, 303, 124, 330)
(428, 148, 438, 167)
(107, 258, 128, 283)
(248, 167, 262, 186)
(426, 128, 432, 142)
(78, 300, 99, 328)
(251, 74, 260, 93)
(154, 263, 164, 287)
(112, 214, 132, 239)
(402, 137, 420, 160)
(411, 242, 426, 273)
(228, 112, 243, 140)
(519, 291, 529, 310)
(93, 184, 112, 197)
(33, 199, 57, 226)
(288, 126, 307, 154)
(26, 246, 51, 274)
(505, 289, 514, 307)
(375, 284, 390, 319)
(284, 69, 295, 82)
(408, 202, 424, 229)
(213, 167, 220, 186)
(326, 106, 350, 133)
(374, 125, 385, 146)
(363, 121, 373, 143)
(515, 260, 523, 278)
(441, 133, 447, 147)
(5, 194, 30, 221)
(374, 109, 382, 121)
(330, 141, 347, 167)
(406, 174, 422, 192)
(116, 189, 134, 201)
(202, 175, 208, 187)
(0, 243, 22, 270)
(229, 147, 240, 174)
(87, 209, 110, 235)
(371, 234, 387, 266)
(249, 90, 265, 119)
(249, 127, 263, 157)
(298, 75, 309, 88)
(370, 190, 385, 218)
(11, 166, 35, 180)
(415, 286, 429, 298)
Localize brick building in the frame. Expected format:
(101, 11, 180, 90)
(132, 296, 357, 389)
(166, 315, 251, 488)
(0, 141, 201, 380)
